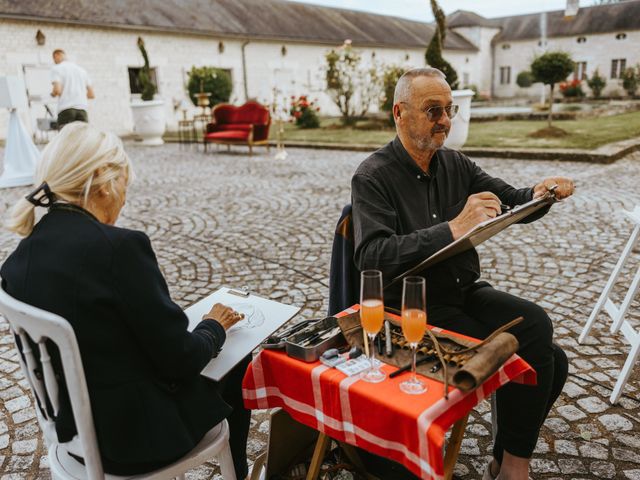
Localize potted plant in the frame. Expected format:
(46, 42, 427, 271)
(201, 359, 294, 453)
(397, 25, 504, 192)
(130, 37, 166, 145)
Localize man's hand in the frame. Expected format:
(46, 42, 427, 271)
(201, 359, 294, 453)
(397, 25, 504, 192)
(448, 192, 501, 240)
(533, 177, 575, 200)
(203, 303, 244, 330)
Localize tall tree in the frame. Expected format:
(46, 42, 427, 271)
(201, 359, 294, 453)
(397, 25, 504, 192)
(425, 0, 459, 89)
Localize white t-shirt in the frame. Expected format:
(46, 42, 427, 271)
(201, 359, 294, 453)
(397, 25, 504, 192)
(51, 61, 92, 113)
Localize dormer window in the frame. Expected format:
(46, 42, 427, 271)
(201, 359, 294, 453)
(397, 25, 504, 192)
(577, 36, 586, 43)
(616, 33, 627, 40)
(501, 44, 511, 50)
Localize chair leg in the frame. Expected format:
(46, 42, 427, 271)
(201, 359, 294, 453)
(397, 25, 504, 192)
(249, 144, 253, 156)
(490, 392, 498, 443)
(610, 331, 640, 404)
(218, 440, 237, 480)
(306, 432, 331, 480)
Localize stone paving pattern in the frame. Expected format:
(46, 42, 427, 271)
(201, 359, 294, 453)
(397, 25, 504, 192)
(0, 143, 639, 479)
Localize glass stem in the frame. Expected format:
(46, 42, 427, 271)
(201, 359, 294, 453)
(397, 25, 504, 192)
(369, 333, 376, 371)
(411, 344, 417, 382)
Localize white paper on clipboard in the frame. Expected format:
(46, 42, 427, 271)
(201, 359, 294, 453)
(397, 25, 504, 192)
(185, 287, 300, 381)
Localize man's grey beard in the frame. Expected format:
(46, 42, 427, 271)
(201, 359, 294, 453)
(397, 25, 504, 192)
(410, 131, 447, 151)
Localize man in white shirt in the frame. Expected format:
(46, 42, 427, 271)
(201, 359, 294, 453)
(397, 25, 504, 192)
(51, 49, 95, 129)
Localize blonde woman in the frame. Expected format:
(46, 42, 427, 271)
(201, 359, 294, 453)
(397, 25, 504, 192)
(1, 122, 251, 478)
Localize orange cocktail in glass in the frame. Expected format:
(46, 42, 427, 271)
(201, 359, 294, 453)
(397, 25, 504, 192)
(361, 299, 384, 335)
(401, 308, 427, 344)
(360, 270, 386, 383)
(400, 276, 427, 394)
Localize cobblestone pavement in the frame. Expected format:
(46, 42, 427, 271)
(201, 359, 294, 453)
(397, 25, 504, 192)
(0, 143, 639, 479)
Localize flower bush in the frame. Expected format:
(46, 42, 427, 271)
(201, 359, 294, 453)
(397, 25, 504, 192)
(289, 95, 320, 128)
(559, 79, 585, 98)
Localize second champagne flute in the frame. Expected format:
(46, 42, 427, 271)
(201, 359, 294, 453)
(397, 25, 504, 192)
(360, 270, 386, 383)
(400, 276, 427, 395)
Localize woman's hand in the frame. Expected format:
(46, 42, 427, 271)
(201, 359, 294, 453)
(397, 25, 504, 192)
(203, 303, 244, 330)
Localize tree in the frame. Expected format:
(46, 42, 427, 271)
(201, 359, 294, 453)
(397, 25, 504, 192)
(621, 66, 639, 97)
(587, 69, 606, 99)
(425, 0, 459, 90)
(531, 52, 574, 127)
(380, 65, 407, 125)
(186, 67, 232, 107)
(325, 40, 382, 125)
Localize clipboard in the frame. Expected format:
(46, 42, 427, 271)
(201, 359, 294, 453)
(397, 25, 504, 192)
(387, 191, 557, 288)
(185, 287, 300, 381)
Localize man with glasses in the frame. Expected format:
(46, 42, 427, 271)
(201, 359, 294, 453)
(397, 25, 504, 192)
(351, 67, 574, 480)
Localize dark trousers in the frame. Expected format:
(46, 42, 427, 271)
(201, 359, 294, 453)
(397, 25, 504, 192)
(218, 355, 252, 479)
(57, 108, 89, 129)
(428, 282, 568, 462)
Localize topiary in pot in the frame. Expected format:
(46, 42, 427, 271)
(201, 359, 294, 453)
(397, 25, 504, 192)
(137, 37, 157, 101)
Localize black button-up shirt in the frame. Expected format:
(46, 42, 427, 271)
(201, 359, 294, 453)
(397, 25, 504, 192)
(351, 136, 542, 308)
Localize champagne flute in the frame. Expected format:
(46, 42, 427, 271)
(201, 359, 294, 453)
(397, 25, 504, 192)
(400, 276, 427, 395)
(360, 270, 386, 383)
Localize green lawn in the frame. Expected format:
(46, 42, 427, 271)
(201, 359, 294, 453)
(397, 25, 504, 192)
(273, 110, 640, 150)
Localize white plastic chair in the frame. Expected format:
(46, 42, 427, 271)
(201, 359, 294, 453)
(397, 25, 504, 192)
(0, 285, 237, 480)
(578, 205, 640, 404)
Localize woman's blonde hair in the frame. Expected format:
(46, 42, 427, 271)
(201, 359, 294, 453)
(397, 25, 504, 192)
(5, 122, 134, 236)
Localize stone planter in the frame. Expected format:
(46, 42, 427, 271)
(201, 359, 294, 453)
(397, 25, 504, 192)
(444, 89, 474, 150)
(130, 99, 166, 146)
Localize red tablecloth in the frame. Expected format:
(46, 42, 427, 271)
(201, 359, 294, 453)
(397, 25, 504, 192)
(242, 305, 536, 480)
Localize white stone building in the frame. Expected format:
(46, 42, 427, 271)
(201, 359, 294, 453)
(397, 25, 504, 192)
(446, 2, 640, 98)
(0, 0, 475, 139)
(0, 0, 639, 139)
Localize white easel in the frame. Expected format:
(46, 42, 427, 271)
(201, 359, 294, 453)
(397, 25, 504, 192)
(579, 206, 640, 404)
(0, 76, 40, 188)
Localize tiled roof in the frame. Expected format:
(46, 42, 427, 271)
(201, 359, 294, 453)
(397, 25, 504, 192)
(447, 1, 640, 42)
(0, 0, 477, 50)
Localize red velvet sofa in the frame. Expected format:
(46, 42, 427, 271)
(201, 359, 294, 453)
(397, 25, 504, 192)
(204, 101, 271, 154)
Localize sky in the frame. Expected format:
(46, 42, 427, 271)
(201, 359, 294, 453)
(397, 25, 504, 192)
(286, 0, 590, 22)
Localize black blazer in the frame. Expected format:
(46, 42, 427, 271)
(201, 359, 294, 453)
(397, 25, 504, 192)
(1, 204, 232, 468)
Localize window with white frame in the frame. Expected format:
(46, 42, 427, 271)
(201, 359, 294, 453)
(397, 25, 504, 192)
(611, 59, 626, 79)
(574, 62, 587, 81)
(499, 66, 511, 85)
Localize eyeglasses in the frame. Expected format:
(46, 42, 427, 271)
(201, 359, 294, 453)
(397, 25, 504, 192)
(401, 103, 459, 122)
